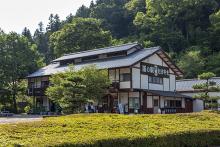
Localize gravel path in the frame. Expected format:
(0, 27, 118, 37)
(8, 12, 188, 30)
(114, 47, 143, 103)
(0, 115, 43, 124)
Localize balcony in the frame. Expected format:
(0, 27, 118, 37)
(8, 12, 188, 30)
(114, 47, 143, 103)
(27, 87, 47, 96)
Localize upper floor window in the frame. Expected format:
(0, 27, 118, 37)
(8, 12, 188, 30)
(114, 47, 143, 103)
(82, 55, 99, 62)
(149, 76, 163, 84)
(107, 51, 127, 58)
(120, 73, 130, 82)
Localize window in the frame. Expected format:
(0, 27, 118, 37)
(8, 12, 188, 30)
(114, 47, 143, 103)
(164, 100, 182, 108)
(82, 55, 98, 62)
(120, 73, 130, 82)
(41, 81, 49, 88)
(153, 99, 159, 107)
(107, 51, 126, 58)
(129, 97, 140, 109)
(149, 76, 163, 84)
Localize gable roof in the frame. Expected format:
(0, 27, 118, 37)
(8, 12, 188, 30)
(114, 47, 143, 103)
(27, 43, 183, 78)
(156, 50, 183, 77)
(176, 77, 220, 92)
(28, 46, 160, 78)
(53, 42, 142, 62)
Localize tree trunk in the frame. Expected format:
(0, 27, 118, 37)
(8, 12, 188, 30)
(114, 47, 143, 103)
(12, 91, 17, 113)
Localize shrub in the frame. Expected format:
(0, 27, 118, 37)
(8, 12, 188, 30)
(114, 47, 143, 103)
(1, 112, 220, 146)
(24, 106, 31, 114)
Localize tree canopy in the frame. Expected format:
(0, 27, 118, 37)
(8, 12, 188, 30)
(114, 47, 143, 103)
(46, 66, 110, 114)
(49, 18, 112, 57)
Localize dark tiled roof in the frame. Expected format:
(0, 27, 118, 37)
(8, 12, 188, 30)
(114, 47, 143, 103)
(27, 46, 160, 78)
(53, 42, 141, 62)
(176, 77, 220, 92)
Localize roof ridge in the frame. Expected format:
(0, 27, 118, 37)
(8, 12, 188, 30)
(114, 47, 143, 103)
(63, 42, 139, 56)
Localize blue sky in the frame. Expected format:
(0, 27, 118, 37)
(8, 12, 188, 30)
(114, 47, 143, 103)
(0, 0, 91, 34)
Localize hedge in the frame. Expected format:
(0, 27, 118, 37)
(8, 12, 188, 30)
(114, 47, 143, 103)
(1, 111, 220, 146)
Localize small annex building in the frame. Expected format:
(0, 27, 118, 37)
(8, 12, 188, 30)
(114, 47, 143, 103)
(177, 78, 220, 112)
(27, 43, 194, 114)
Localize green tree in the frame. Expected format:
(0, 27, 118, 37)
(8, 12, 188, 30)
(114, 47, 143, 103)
(50, 18, 112, 57)
(46, 66, 110, 114)
(0, 32, 43, 113)
(33, 22, 49, 63)
(22, 27, 33, 43)
(209, 10, 220, 52)
(133, 0, 219, 52)
(193, 72, 219, 109)
(75, 5, 90, 18)
(178, 49, 205, 78)
(46, 14, 61, 34)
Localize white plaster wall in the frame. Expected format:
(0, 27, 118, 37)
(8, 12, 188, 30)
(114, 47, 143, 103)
(141, 75, 148, 89)
(142, 54, 163, 65)
(116, 69, 119, 81)
(193, 99, 204, 112)
(120, 68, 130, 74)
(147, 96, 153, 108)
(170, 74, 176, 91)
(134, 63, 140, 68)
(120, 81, 130, 89)
(132, 68, 140, 89)
(109, 69, 115, 81)
(149, 83, 163, 91)
(163, 78, 170, 91)
(119, 92, 128, 105)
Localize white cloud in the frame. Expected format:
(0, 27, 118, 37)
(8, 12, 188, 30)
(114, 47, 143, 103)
(0, 0, 91, 34)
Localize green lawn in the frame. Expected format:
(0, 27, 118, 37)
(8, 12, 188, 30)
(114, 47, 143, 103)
(1, 112, 220, 147)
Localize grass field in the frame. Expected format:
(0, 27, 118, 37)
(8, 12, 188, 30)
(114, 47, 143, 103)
(1, 111, 220, 147)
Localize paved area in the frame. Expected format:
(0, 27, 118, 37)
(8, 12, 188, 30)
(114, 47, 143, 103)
(0, 115, 43, 124)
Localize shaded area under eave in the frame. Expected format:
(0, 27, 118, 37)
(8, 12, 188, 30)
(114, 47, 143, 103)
(142, 89, 192, 99)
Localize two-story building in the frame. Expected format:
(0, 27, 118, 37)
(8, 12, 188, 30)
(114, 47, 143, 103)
(27, 43, 193, 114)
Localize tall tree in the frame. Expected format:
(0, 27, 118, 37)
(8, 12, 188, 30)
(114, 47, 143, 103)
(0, 32, 43, 112)
(75, 5, 90, 18)
(33, 22, 50, 63)
(46, 14, 61, 34)
(22, 27, 33, 43)
(50, 18, 112, 57)
(134, 0, 219, 52)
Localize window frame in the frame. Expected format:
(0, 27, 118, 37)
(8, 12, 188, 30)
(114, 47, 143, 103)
(120, 73, 131, 82)
(164, 100, 182, 108)
(148, 76, 163, 85)
(129, 97, 140, 109)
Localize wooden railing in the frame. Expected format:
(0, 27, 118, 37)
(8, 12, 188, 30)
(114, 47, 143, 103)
(161, 108, 185, 114)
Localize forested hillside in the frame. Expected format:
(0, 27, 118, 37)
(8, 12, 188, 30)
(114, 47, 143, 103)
(0, 0, 219, 112)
